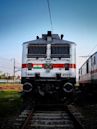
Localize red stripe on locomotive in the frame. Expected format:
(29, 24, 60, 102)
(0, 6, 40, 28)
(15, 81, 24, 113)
(22, 64, 76, 68)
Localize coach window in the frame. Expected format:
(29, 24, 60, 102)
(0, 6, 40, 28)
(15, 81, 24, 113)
(94, 56, 96, 65)
(86, 61, 89, 73)
(80, 68, 82, 75)
(79, 70, 80, 76)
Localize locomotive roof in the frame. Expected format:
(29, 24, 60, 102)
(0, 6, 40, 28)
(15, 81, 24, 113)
(79, 51, 97, 70)
(23, 34, 76, 45)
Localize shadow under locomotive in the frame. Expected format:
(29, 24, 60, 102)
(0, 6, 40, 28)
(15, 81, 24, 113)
(21, 77, 76, 103)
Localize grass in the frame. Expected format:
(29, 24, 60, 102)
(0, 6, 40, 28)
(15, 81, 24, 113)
(0, 91, 22, 118)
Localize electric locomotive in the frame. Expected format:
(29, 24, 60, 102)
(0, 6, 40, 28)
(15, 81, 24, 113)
(21, 31, 76, 99)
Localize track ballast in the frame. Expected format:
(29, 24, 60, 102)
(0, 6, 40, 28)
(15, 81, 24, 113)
(14, 104, 85, 129)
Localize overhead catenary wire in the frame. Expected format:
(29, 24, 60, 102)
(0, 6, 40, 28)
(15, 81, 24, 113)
(88, 43, 97, 56)
(80, 43, 97, 59)
(47, 0, 53, 31)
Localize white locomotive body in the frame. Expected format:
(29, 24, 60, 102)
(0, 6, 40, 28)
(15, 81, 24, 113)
(21, 31, 76, 97)
(79, 52, 97, 92)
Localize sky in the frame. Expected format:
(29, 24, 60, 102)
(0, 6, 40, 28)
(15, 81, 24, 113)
(0, 0, 97, 76)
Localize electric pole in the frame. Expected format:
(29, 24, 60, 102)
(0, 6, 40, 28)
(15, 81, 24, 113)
(11, 58, 15, 83)
(13, 58, 15, 82)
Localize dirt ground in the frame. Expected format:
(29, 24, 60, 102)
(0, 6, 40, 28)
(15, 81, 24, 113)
(0, 84, 22, 91)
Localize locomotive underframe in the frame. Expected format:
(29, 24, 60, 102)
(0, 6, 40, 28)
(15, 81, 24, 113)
(21, 77, 76, 97)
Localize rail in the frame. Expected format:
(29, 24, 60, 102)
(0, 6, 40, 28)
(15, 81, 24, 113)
(14, 104, 86, 129)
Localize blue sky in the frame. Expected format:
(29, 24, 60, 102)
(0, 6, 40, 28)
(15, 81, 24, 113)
(0, 0, 97, 75)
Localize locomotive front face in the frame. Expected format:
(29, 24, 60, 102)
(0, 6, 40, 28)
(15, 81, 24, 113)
(21, 32, 76, 97)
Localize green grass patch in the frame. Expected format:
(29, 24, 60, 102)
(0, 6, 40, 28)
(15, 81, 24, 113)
(0, 91, 22, 117)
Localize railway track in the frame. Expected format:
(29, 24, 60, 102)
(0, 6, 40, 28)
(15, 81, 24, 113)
(14, 104, 86, 129)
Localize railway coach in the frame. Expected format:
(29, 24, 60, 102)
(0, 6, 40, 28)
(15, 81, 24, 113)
(21, 31, 76, 99)
(79, 51, 97, 92)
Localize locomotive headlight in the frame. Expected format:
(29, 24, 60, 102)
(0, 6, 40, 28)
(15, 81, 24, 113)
(27, 63, 32, 70)
(65, 63, 69, 70)
(63, 82, 74, 93)
(23, 82, 32, 93)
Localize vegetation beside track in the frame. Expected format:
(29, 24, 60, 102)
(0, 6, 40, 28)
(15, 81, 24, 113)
(0, 90, 23, 128)
(0, 83, 23, 118)
(0, 91, 22, 117)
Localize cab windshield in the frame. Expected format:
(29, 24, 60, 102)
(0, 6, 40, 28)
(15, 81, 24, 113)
(27, 44, 46, 58)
